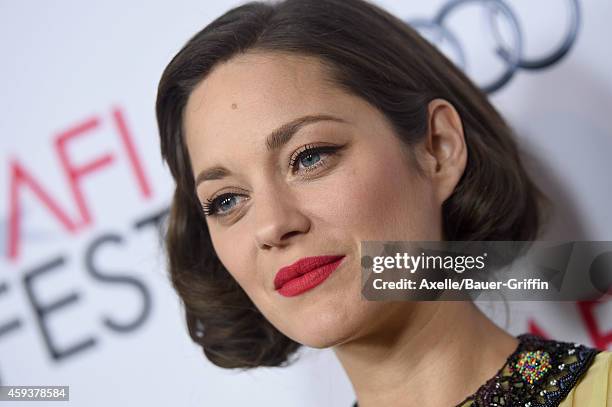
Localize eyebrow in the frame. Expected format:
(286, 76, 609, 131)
(194, 114, 346, 189)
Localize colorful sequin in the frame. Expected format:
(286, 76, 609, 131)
(515, 350, 552, 384)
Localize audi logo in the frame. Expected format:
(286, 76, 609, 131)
(408, 0, 581, 93)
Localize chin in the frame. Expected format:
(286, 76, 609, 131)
(284, 310, 363, 349)
(295, 330, 353, 349)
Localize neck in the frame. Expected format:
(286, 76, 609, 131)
(332, 301, 519, 407)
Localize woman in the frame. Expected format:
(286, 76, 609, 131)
(155, 0, 611, 405)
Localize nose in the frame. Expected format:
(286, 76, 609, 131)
(253, 183, 310, 250)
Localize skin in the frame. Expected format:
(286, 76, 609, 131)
(184, 51, 519, 407)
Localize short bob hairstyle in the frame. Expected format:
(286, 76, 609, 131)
(156, 0, 547, 369)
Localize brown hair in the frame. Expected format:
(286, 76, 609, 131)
(156, 0, 547, 370)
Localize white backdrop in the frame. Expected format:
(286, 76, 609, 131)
(1, 0, 611, 406)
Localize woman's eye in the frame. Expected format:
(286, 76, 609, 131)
(290, 145, 340, 173)
(202, 193, 248, 217)
(298, 151, 323, 169)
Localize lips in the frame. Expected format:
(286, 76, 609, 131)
(274, 255, 346, 291)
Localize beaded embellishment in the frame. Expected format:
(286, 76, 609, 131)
(351, 333, 600, 407)
(514, 350, 552, 385)
(455, 333, 601, 407)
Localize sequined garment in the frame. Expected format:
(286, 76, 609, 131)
(352, 333, 601, 407)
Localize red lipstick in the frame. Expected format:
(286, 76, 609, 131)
(274, 255, 346, 297)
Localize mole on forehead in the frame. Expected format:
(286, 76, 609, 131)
(231, 103, 238, 110)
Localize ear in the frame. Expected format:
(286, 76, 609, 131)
(418, 98, 467, 204)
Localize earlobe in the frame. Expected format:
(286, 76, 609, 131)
(424, 98, 468, 203)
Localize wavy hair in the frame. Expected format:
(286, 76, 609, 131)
(155, 0, 548, 369)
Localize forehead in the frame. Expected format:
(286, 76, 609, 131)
(183, 52, 352, 168)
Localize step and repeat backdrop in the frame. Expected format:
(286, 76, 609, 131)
(1, 0, 610, 406)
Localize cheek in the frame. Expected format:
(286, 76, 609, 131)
(209, 231, 255, 291)
(315, 148, 437, 241)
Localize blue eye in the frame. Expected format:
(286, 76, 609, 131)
(299, 151, 321, 168)
(202, 193, 248, 217)
(289, 144, 339, 172)
(217, 196, 237, 212)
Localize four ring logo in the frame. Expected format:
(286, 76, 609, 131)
(408, 0, 580, 93)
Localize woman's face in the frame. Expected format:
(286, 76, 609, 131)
(184, 51, 444, 348)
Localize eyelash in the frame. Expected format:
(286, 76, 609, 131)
(201, 144, 341, 217)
